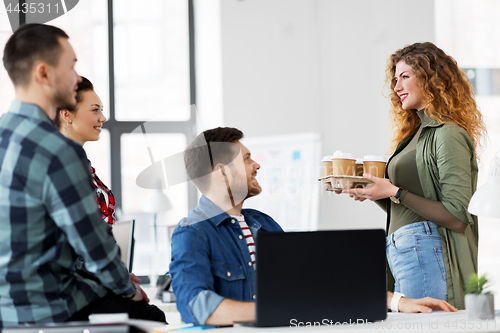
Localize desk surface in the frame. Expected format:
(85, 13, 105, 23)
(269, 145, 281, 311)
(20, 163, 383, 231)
(141, 287, 500, 333)
(224, 311, 500, 333)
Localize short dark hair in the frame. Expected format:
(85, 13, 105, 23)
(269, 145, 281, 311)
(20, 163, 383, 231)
(54, 76, 94, 128)
(184, 127, 244, 193)
(3, 23, 69, 86)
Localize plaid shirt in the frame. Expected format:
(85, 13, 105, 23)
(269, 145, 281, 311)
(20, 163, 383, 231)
(0, 101, 135, 328)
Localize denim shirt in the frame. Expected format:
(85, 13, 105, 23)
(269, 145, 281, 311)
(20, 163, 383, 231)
(170, 196, 283, 325)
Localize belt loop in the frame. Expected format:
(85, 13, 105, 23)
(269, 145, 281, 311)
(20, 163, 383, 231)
(391, 232, 396, 245)
(424, 221, 431, 235)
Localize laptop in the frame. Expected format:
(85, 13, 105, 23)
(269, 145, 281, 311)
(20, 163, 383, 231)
(245, 229, 387, 327)
(112, 219, 136, 272)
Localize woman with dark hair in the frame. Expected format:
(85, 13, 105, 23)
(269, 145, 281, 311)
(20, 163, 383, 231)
(343, 42, 486, 309)
(56, 76, 116, 226)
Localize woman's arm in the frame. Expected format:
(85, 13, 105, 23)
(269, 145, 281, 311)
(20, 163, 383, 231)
(400, 191, 467, 233)
(344, 126, 475, 233)
(386, 292, 457, 313)
(343, 173, 467, 233)
(339, 180, 390, 213)
(402, 125, 476, 232)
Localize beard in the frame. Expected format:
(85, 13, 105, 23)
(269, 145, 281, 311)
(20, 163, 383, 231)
(247, 181, 262, 198)
(227, 179, 249, 207)
(230, 178, 262, 205)
(53, 83, 77, 111)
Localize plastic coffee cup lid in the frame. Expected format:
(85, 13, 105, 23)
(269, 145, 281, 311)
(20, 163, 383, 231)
(355, 158, 364, 164)
(332, 150, 355, 160)
(322, 156, 333, 162)
(363, 155, 386, 163)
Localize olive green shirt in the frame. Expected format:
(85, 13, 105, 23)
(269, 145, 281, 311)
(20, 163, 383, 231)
(385, 115, 478, 310)
(387, 124, 426, 234)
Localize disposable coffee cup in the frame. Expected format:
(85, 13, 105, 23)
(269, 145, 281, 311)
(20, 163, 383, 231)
(331, 150, 355, 176)
(355, 158, 364, 177)
(322, 156, 333, 177)
(363, 155, 387, 178)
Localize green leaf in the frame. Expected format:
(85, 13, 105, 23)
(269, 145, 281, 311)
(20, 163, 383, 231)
(465, 273, 490, 295)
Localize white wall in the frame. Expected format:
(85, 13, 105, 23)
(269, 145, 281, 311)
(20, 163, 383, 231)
(194, 0, 224, 132)
(204, 0, 435, 230)
(220, 0, 322, 137)
(315, 0, 435, 230)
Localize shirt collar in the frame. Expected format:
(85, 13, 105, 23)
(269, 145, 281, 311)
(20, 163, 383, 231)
(190, 195, 263, 230)
(198, 195, 231, 226)
(9, 100, 57, 127)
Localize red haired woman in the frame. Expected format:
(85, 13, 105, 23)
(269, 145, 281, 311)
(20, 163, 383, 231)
(344, 42, 486, 309)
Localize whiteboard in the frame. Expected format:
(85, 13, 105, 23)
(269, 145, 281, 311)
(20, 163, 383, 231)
(243, 132, 321, 231)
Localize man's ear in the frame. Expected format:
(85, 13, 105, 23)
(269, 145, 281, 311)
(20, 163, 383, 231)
(33, 61, 51, 86)
(214, 163, 227, 181)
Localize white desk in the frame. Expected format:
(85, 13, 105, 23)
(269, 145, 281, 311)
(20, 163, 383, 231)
(142, 287, 500, 332)
(225, 311, 500, 333)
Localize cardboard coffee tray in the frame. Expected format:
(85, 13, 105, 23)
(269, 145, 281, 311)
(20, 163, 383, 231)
(318, 175, 374, 192)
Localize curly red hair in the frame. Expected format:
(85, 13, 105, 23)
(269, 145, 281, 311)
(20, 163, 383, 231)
(385, 42, 486, 158)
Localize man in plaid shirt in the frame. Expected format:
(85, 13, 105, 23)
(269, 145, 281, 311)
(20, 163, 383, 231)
(0, 24, 165, 327)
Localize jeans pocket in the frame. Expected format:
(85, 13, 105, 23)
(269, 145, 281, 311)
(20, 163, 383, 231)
(392, 234, 417, 253)
(415, 235, 447, 284)
(434, 248, 447, 282)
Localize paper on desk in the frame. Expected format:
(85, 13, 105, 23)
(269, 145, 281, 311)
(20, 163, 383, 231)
(112, 320, 192, 332)
(89, 315, 193, 333)
(149, 323, 194, 332)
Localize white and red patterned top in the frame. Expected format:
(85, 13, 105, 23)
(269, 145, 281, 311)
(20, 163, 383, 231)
(232, 215, 256, 268)
(89, 160, 116, 226)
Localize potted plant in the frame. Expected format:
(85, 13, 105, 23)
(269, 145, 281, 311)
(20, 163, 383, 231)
(464, 273, 495, 320)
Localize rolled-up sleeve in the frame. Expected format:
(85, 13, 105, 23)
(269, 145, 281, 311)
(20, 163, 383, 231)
(170, 225, 224, 325)
(435, 126, 476, 224)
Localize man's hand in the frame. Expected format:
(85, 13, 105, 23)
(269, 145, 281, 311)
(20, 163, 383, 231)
(128, 273, 149, 303)
(399, 297, 457, 313)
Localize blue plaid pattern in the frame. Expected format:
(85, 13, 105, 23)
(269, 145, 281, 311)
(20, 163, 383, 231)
(0, 101, 135, 328)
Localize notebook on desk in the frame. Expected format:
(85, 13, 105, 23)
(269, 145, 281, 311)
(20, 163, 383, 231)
(2, 321, 129, 333)
(112, 219, 136, 272)
(239, 229, 387, 327)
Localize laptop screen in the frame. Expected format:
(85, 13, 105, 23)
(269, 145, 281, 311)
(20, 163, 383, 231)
(111, 219, 136, 272)
(255, 229, 387, 327)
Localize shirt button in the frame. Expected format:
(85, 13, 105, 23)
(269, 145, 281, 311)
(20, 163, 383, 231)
(253, 295, 256, 300)
(227, 272, 231, 277)
(248, 262, 252, 266)
(239, 235, 243, 240)
(232, 219, 236, 224)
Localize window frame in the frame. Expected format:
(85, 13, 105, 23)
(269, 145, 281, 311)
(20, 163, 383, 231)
(15, 0, 197, 212)
(104, 0, 198, 212)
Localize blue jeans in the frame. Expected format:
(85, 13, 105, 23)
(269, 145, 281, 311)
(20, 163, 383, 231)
(386, 221, 448, 301)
